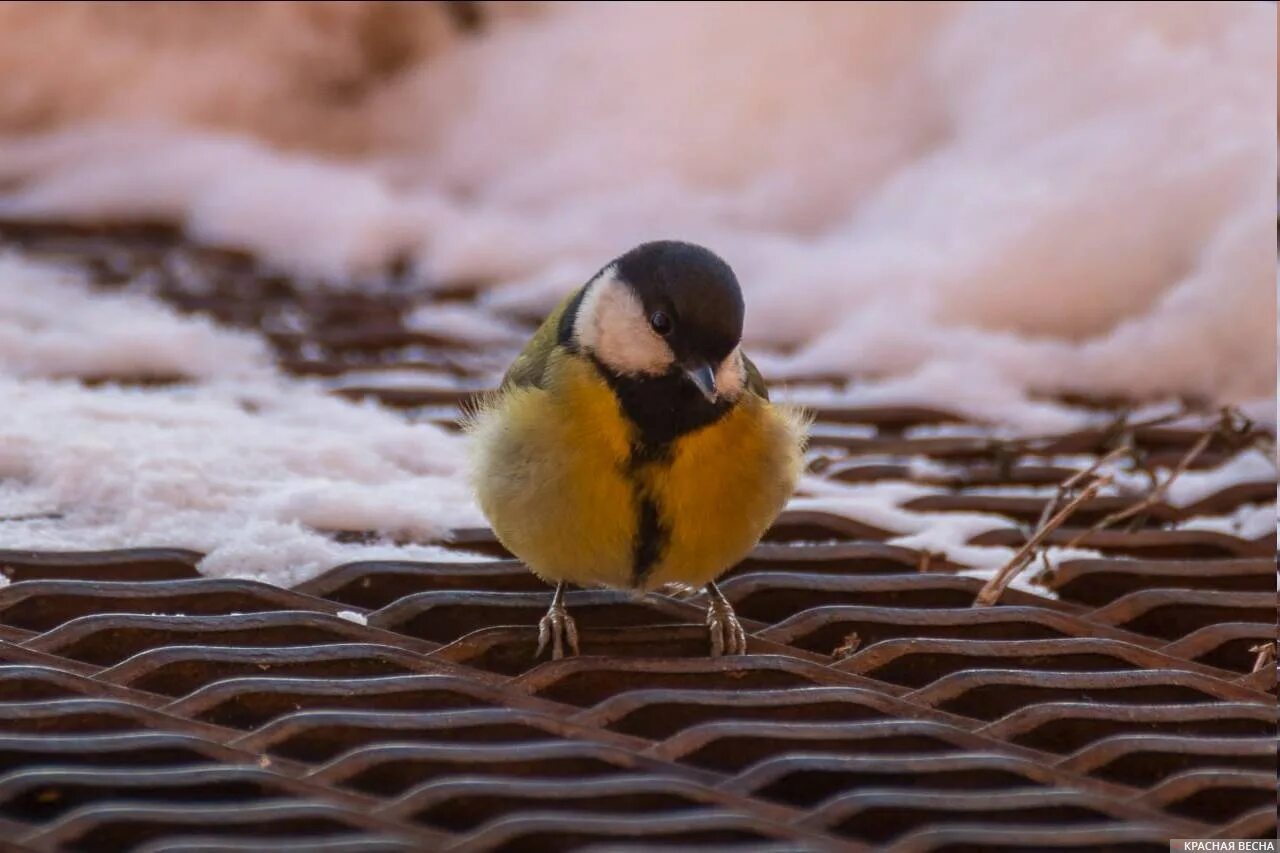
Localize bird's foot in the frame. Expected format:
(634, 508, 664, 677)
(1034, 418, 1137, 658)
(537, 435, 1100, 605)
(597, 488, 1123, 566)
(705, 582, 747, 657)
(536, 583, 579, 660)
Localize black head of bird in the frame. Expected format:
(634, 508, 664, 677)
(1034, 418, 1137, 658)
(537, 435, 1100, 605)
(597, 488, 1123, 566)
(565, 241, 754, 447)
(570, 240, 746, 404)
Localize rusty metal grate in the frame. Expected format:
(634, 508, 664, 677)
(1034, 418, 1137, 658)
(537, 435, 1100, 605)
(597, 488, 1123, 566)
(0, 223, 1274, 851)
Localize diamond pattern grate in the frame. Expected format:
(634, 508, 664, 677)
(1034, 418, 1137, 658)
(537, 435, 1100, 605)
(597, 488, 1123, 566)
(0, 223, 1273, 851)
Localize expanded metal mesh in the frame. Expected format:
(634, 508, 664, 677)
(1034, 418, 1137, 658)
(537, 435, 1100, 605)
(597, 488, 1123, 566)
(0, 224, 1273, 852)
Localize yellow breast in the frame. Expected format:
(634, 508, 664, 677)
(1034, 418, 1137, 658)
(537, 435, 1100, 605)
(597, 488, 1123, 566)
(639, 394, 806, 590)
(467, 348, 806, 591)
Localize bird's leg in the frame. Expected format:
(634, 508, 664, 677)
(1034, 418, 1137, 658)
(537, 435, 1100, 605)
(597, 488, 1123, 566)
(536, 581, 579, 660)
(704, 581, 747, 657)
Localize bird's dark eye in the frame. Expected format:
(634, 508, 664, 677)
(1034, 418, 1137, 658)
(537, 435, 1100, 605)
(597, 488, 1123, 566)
(649, 311, 672, 336)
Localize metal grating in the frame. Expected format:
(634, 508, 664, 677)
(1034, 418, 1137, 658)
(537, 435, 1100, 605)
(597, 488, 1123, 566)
(0, 223, 1275, 851)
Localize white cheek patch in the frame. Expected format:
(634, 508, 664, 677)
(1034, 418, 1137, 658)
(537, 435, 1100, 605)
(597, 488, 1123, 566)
(716, 347, 746, 399)
(574, 267, 674, 377)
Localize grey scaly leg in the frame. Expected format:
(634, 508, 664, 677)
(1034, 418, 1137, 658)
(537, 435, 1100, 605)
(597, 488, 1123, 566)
(536, 581, 580, 659)
(705, 580, 747, 656)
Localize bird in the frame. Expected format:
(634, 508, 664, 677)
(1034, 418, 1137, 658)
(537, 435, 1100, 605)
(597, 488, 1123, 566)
(466, 240, 807, 658)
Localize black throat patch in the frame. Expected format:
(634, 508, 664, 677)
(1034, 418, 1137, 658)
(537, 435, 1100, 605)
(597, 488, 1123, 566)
(592, 358, 733, 448)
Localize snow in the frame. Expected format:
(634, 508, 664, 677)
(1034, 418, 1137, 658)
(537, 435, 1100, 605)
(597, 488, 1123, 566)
(906, 456, 959, 482)
(326, 369, 479, 393)
(0, 257, 484, 586)
(958, 486, 1062, 498)
(793, 476, 1103, 595)
(806, 423, 880, 441)
(796, 477, 1005, 552)
(903, 423, 1002, 440)
(0, 372, 486, 585)
(336, 610, 368, 626)
(1179, 503, 1276, 541)
(1163, 448, 1277, 508)
(0, 254, 269, 380)
(405, 304, 528, 346)
(0, 3, 1270, 414)
(0, 249, 1269, 588)
(950, 547, 1105, 596)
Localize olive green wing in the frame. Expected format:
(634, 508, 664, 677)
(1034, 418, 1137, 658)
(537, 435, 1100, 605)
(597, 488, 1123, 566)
(501, 286, 583, 391)
(742, 351, 770, 401)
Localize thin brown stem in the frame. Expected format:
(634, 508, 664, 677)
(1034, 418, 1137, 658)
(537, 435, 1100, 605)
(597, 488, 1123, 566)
(1250, 641, 1276, 674)
(974, 475, 1112, 607)
(1065, 429, 1213, 549)
(1030, 445, 1130, 535)
(991, 407, 1190, 457)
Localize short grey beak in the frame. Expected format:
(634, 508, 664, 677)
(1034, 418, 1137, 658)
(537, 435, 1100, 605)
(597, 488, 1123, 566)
(683, 361, 718, 403)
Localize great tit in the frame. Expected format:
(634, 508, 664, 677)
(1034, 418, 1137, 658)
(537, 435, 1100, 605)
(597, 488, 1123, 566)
(467, 241, 807, 658)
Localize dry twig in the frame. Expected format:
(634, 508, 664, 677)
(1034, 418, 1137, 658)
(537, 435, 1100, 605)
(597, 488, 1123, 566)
(1064, 429, 1213, 547)
(972, 420, 1138, 607)
(973, 405, 1274, 607)
(1062, 406, 1264, 548)
(1249, 641, 1276, 674)
(915, 550, 945, 573)
(986, 406, 1190, 460)
(974, 474, 1112, 607)
(831, 632, 862, 661)
(1035, 445, 1130, 530)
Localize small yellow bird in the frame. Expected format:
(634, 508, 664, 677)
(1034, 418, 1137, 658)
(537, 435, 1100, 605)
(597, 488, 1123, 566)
(467, 241, 807, 658)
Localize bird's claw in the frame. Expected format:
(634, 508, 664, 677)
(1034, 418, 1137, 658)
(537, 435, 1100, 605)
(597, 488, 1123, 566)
(706, 595, 747, 657)
(535, 601, 580, 660)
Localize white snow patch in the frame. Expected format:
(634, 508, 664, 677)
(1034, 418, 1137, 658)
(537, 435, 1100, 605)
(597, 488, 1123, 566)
(952, 546, 1104, 597)
(1180, 503, 1276, 541)
(0, 254, 270, 380)
(406, 303, 528, 345)
(0, 376, 485, 586)
(327, 369, 477, 392)
(0, 257, 486, 586)
(903, 423, 999, 440)
(807, 423, 880, 441)
(905, 456, 958, 481)
(0, 3, 1269, 416)
(795, 476, 1013, 563)
(336, 610, 368, 626)
(958, 485, 1061, 498)
(1163, 449, 1276, 508)
(794, 475, 1108, 597)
